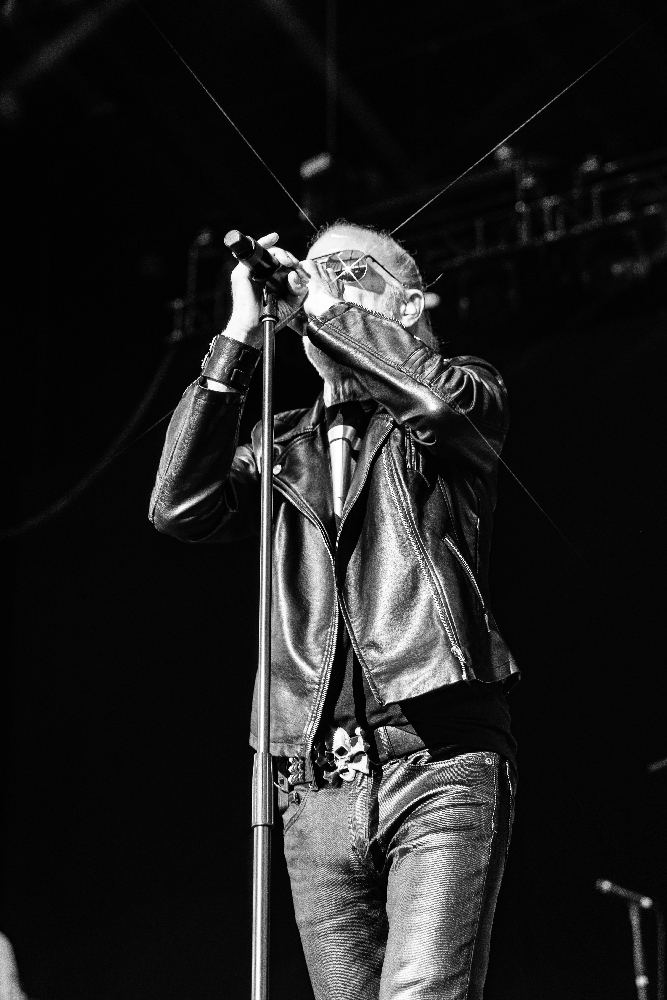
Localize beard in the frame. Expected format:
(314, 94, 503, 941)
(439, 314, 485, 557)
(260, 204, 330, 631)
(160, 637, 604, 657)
(302, 338, 373, 404)
(302, 337, 356, 383)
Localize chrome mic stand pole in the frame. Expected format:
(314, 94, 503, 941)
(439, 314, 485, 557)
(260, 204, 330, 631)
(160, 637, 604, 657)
(251, 283, 277, 1000)
(222, 230, 285, 1000)
(628, 903, 650, 1000)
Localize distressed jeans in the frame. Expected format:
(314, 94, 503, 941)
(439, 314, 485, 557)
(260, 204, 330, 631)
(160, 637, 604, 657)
(280, 750, 515, 1000)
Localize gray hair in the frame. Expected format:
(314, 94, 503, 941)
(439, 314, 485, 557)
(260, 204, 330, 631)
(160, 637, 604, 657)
(308, 220, 437, 349)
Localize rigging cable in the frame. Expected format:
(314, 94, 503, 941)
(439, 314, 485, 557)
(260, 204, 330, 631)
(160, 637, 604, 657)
(454, 405, 592, 572)
(136, 4, 317, 231)
(3, 10, 659, 551)
(388, 15, 656, 237)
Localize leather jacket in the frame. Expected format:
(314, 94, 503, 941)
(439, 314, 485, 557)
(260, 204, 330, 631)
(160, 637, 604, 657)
(150, 301, 519, 757)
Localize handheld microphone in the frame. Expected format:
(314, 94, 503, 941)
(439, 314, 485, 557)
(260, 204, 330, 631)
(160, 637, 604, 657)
(596, 879, 653, 908)
(224, 230, 283, 283)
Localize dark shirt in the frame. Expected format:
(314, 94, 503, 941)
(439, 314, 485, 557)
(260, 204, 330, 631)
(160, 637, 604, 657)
(318, 618, 517, 770)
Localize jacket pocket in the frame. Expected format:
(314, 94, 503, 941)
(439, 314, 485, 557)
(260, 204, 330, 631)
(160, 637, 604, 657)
(278, 782, 312, 834)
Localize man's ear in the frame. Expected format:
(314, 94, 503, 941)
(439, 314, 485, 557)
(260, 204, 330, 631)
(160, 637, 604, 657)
(400, 289, 424, 329)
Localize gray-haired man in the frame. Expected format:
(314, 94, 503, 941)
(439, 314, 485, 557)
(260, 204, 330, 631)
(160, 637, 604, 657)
(150, 222, 518, 1000)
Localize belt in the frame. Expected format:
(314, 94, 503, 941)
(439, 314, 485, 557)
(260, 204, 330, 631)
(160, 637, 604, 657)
(276, 726, 464, 790)
(275, 726, 470, 792)
(275, 755, 315, 790)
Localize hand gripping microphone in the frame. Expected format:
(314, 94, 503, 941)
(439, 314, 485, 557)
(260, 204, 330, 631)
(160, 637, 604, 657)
(224, 230, 310, 334)
(224, 230, 284, 283)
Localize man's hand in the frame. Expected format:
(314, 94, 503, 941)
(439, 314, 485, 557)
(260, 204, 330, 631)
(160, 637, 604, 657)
(226, 233, 300, 348)
(224, 235, 344, 351)
(288, 258, 342, 320)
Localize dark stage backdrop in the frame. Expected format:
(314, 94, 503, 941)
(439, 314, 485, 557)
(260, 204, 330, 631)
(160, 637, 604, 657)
(4, 277, 667, 1000)
(2, 1, 667, 997)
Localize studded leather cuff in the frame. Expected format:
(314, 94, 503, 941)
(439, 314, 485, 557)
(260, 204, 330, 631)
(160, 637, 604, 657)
(200, 333, 261, 391)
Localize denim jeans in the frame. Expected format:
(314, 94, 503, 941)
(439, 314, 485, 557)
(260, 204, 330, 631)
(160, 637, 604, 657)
(279, 750, 515, 1000)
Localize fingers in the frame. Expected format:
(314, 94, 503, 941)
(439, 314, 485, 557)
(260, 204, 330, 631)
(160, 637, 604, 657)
(287, 259, 322, 293)
(299, 258, 344, 301)
(257, 232, 279, 248)
(299, 259, 319, 279)
(287, 266, 310, 294)
(297, 260, 341, 318)
(272, 247, 300, 268)
(257, 232, 300, 271)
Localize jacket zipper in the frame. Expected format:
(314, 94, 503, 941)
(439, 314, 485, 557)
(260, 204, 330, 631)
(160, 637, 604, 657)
(271, 417, 414, 752)
(328, 419, 394, 710)
(437, 476, 463, 550)
(270, 479, 340, 759)
(442, 535, 491, 633)
(404, 428, 414, 471)
(303, 604, 339, 760)
(273, 439, 395, 757)
(383, 449, 468, 676)
(266, 412, 392, 756)
(349, 305, 410, 330)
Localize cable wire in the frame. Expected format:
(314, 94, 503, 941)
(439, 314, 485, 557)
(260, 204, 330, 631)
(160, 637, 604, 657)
(453, 404, 593, 571)
(136, 3, 317, 231)
(25, 5, 652, 563)
(389, 15, 656, 237)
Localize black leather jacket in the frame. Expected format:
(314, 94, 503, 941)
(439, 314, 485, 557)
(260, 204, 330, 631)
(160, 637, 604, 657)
(150, 302, 518, 757)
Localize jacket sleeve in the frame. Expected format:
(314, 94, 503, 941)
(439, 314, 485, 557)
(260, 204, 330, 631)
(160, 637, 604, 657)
(306, 303, 509, 475)
(149, 336, 261, 543)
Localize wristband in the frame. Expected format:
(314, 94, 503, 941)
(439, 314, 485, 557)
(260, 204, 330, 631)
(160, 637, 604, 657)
(200, 334, 261, 391)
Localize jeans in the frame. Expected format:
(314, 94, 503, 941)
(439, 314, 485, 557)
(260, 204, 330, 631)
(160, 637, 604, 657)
(279, 750, 516, 1000)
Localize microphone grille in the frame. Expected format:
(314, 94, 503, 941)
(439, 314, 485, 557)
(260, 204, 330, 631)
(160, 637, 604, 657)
(224, 229, 244, 249)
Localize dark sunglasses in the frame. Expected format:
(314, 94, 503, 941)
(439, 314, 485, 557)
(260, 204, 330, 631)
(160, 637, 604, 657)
(311, 249, 415, 290)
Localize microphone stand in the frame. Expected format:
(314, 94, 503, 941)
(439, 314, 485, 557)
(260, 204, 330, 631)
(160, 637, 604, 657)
(628, 903, 650, 1000)
(251, 283, 277, 1000)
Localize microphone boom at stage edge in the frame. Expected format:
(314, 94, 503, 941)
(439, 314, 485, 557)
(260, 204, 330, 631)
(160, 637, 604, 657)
(596, 879, 653, 908)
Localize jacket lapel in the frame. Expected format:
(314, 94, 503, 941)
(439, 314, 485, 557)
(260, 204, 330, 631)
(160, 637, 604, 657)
(271, 395, 336, 545)
(339, 408, 393, 528)
(269, 397, 394, 547)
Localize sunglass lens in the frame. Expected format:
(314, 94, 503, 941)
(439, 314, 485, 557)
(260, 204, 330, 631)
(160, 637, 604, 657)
(325, 251, 367, 283)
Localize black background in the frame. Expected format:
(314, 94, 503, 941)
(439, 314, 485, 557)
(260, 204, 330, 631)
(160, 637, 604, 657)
(2, 1, 667, 997)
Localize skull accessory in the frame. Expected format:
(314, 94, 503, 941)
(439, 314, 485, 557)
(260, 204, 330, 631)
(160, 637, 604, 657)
(315, 727, 371, 786)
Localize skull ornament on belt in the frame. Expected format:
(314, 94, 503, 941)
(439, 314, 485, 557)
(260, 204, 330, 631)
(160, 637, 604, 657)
(316, 727, 371, 785)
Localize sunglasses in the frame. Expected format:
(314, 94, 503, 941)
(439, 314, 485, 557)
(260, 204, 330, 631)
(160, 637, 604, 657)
(311, 249, 416, 291)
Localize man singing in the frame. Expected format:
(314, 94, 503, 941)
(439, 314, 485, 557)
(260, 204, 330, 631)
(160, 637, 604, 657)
(150, 222, 519, 1000)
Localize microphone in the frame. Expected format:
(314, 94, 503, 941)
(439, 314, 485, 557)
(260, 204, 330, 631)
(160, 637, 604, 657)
(224, 230, 284, 283)
(596, 879, 653, 908)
